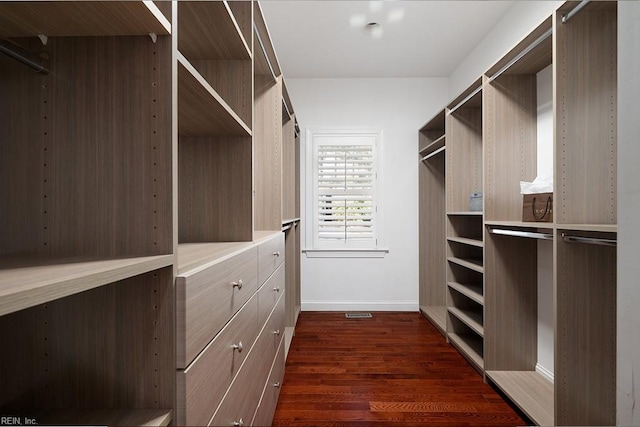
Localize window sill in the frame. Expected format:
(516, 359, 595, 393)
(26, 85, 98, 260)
(302, 248, 389, 258)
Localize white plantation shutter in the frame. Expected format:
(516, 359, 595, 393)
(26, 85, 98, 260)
(312, 132, 379, 249)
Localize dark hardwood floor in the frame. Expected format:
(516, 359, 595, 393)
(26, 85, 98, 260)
(272, 312, 526, 427)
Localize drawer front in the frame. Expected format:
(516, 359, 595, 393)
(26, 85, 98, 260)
(178, 294, 259, 427)
(209, 341, 266, 427)
(259, 291, 286, 375)
(258, 233, 285, 285)
(258, 263, 285, 326)
(253, 336, 286, 427)
(176, 246, 258, 368)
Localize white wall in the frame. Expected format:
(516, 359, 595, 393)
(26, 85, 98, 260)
(288, 77, 448, 311)
(617, 2, 640, 425)
(449, 1, 563, 98)
(536, 65, 554, 379)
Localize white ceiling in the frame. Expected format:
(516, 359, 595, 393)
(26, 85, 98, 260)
(260, 1, 515, 78)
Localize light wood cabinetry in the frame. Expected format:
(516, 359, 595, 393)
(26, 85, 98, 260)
(445, 79, 485, 373)
(0, 1, 299, 426)
(418, 2, 617, 425)
(418, 111, 447, 333)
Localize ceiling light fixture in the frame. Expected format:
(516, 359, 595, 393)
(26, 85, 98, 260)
(364, 21, 383, 39)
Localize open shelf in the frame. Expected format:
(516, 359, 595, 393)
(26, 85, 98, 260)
(178, 1, 251, 61)
(485, 220, 553, 230)
(420, 305, 447, 334)
(558, 223, 617, 233)
(448, 332, 484, 371)
(447, 236, 483, 248)
(36, 409, 172, 427)
(447, 257, 484, 274)
(486, 371, 554, 427)
(0, 2, 171, 37)
(0, 255, 173, 317)
(448, 282, 484, 305)
(178, 53, 251, 137)
(448, 307, 484, 337)
(447, 211, 483, 216)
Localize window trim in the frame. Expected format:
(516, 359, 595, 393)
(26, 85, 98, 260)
(305, 128, 386, 254)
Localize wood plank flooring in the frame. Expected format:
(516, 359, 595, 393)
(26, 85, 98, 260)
(273, 312, 526, 426)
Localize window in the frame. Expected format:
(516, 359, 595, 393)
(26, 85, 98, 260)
(308, 129, 381, 250)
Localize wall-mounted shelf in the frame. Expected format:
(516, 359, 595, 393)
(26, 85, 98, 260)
(0, 255, 173, 317)
(0, 2, 171, 37)
(178, 53, 251, 137)
(448, 282, 484, 305)
(178, 1, 251, 61)
(447, 236, 483, 248)
(448, 307, 484, 337)
(448, 332, 484, 370)
(447, 257, 484, 274)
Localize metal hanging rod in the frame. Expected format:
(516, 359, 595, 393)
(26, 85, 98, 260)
(562, 1, 590, 24)
(421, 146, 446, 162)
(253, 24, 277, 82)
(448, 86, 482, 115)
(488, 27, 553, 82)
(0, 39, 49, 74)
(489, 228, 553, 240)
(562, 233, 616, 247)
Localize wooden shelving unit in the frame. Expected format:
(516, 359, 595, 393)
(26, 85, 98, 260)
(417, 5, 619, 424)
(418, 110, 447, 333)
(555, 3, 618, 424)
(443, 78, 485, 371)
(482, 15, 555, 425)
(1, 2, 299, 426)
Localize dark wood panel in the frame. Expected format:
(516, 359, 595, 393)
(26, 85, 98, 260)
(178, 136, 253, 243)
(273, 312, 526, 426)
(0, 267, 174, 411)
(1, 36, 173, 258)
(190, 59, 252, 134)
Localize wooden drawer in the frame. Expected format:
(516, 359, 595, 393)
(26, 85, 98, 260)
(252, 336, 286, 427)
(259, 290, 286, 375)
(176, 246, 258, 368)
(258, 233, 285, 285)
(209, 340, 267, 427)
(258, 262, 285, 326)
(176, 294, 259, 427)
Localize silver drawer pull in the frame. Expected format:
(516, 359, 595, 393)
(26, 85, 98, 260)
(273, 286, 280, 292)
(273, 251, 280, 257)
(273, 382, 281, 388)
(273, 329, 280, 336)
(233, 418, 244, 427)
(231, 341, 243, 352)
(232, 279, 243, 290)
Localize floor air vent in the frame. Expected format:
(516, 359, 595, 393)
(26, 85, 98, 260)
(345, 312, 372, 319)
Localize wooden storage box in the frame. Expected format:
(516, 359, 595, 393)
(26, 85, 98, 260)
(522, 192, 553, 222)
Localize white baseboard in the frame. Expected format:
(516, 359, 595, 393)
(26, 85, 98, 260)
(301, 301, 418, 312)
(535, 363, 555, 383)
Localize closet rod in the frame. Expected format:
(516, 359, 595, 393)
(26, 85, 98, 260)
(0, 40, 49, 74)
(254, 24, 277, 81)
(421, 146, 446, 162)
(562, 0, 590, 23)
(488, 28, 552, 82)
(448, 86, 482, 115)
(562, 233, 616, 247)
(489, 228, 553, 240)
